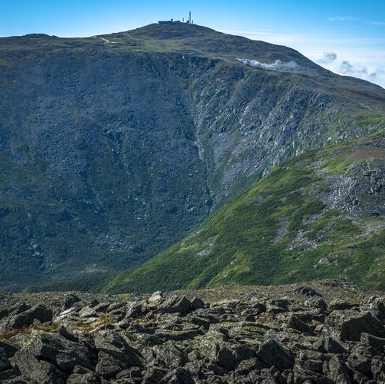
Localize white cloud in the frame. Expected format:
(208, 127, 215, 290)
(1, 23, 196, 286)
(235, 58, 301, 72)
(318, 52, 337, 64)
(226, 29, 321, 47)
(328, 16, 359, 22)
(315, 53, 385, 89)
(366, 20, 385, 26)
(223, 29, 385, 89)
(339, 60, 368, 75)
(327, 17, 385, 27)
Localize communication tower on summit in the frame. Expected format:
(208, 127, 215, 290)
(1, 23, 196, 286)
(159, 11, 193, 25)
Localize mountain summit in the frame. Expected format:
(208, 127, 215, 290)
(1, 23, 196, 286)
(1, 24, 384, 291)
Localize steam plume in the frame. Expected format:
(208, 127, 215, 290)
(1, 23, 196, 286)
(236, 58, 301, 72)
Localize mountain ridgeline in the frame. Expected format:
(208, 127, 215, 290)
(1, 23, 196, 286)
(1, 23, 385, 291)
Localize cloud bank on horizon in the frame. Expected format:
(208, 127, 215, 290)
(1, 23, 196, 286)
(316, 16, 384, 88)
(315, 51, 385, 89)
(226, 10, 385, 89)
(233, 33, 385, 89)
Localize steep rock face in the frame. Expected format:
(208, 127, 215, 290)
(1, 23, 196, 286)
(0, 48, 212, 290)
(0, 24, 385, 290)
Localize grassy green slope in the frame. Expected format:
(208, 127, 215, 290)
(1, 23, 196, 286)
(105, 129, 385, 293)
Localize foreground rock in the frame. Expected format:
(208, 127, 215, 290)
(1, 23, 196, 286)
(0, 279, 385, 383)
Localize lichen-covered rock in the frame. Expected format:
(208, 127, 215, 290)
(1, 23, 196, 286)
(287, 313, 314, 334)
(158, 296, 192, 315)
(94, 330, 143, 375)
(67, 371, 104, 384)
(0, 304, 53, 332)
(327, 310, 385, 341)
(12, 348, 66, 383)
(15, 330, 94, 373)
(150, 342, 188, 369)
(256, 339, 295, 371)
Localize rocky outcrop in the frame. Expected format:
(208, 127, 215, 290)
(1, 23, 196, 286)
(0, 279, 384, 383)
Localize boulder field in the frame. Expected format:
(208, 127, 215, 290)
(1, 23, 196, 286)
(0, 279, 385, 383)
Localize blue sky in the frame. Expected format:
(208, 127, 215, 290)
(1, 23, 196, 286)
(1, 1, 384, 88)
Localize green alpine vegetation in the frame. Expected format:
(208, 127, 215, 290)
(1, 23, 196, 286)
(105, 129, 385, 293)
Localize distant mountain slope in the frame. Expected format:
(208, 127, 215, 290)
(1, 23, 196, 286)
(1, 23, 385, 291)
(105, 131, 385, 293)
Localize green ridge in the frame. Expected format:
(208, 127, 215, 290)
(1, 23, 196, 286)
(105, 130, 385, 293)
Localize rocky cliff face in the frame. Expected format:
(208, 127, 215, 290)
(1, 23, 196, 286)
(0, 280, 385, 383)
(1, 24, 385, 291)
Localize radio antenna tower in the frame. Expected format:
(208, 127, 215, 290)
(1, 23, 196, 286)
(188, 11, 192, 24)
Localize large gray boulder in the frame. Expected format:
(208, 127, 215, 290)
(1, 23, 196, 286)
(94, 329, 143, 378)
(327, 310, 385, 341)
(256, 339, 295, 371)
(0, 304, 52, 332)
(10, 329, 94, 382)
